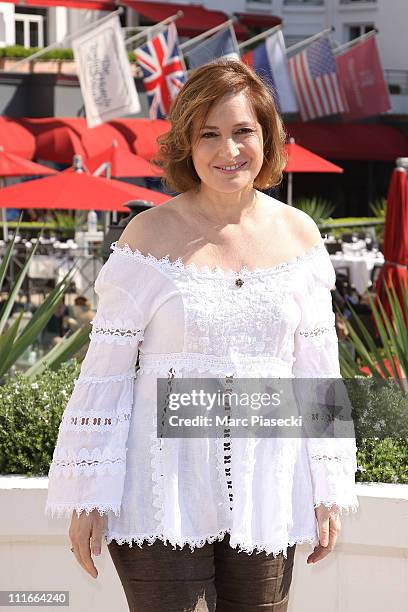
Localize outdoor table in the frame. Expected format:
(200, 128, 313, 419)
(330, 249, 385, 295)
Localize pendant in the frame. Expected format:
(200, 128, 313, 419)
(235, 278, 244, 288)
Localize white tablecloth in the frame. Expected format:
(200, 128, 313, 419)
(330, 251, 384, 295)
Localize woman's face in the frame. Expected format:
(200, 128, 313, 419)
(190, 91, 264, 195)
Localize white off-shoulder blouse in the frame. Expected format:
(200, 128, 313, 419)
(45, 235, 359, 558)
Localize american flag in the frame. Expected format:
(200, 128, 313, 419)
(288, 37, 348, 121)
(134, 23, 186, 120)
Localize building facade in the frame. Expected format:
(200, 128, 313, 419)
(0, 0, 407, 213)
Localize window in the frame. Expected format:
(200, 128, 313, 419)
(346, 23, 375, 41)
(340, 1, 376, 4)
(14, 7, 47, 48)
(284, 0, 324, 5)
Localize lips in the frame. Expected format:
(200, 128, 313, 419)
(214, 161, 247, 170)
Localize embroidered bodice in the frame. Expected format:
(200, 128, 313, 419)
(45, 236, 359, 558)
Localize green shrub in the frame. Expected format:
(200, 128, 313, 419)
(344, 377, 408, 484)
(0, 361, 80, 476)
(294, 197, 336, 223)
(356, 438, 408, 484)
(0, 44, 137, 63)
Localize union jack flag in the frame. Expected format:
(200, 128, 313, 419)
(134, 22, 186, 120)
(288, 37, 348, 121)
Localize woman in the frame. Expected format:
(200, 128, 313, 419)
(45, 59, 359, 611)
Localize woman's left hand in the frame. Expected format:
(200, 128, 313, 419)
(307, 504, 341, 565)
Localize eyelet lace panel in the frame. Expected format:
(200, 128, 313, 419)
(110, 239, 326, 278)
(298, 323, 335, 338)
(61, 411, 131, 432)
(90, 316, 144, 346)
(49, 447, 127, 477)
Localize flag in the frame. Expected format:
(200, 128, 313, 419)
(335, 36, 391, 121)
(134, 22, 186, 120)
(72, 13, 140, 129)
(186, 24, 239, 70)
(241, 31, 298, 114)
(288, 36, 347, 121)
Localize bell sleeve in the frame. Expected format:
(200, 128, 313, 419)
(292, 244, 359, 514)
(45, 257, 145, 519)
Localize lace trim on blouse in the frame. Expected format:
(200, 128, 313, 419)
(90, 316, 144, 346)
(109, 239, 326, 278)
(50, 447, 127, 477)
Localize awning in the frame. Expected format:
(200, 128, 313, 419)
(1, 1, 117, 9)
(233, 12, 282, 28)
(285, 123, 408, 162)
(124, 1, 249, 40)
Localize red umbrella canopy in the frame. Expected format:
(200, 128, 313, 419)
(284, 141, 344, 173)
(35, 126, 87, 164)
(374, 165, 408, 326)
(81, 123, 130, 158)
(84, 141, 164, 178)
(0, 170, 170, 212)
(110, 118, 171, 159)
(0, 147, 57, 177)
(0, 117, 36, 158)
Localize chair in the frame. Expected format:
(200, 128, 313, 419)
(370, 263, 383, 286)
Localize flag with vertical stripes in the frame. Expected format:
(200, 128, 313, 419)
(288, 37, 348, 121)
(241, 31, 298, 114)
(134, 22, 186, 120)
(186, 24, 239, 70)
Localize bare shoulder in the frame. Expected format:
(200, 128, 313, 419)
(116, 194, 185, 255)
(279, 202, 322, 251)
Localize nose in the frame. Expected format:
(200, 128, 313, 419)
(219, 136, 240, 159)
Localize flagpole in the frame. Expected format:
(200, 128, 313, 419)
(5, 6, 124, 71)
(179, 18, 238, 53)
(285, 26, 335, 57)
(123, 11, 184, 48)
(332, 28, 379, 55)
(238, 24, 282, 51)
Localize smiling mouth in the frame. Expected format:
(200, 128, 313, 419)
(214, 161, 247, 172)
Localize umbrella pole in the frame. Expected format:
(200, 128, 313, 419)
(287, 172, 293, 206)
(1, 208, 8, 242)
(103, 211, 109, 237)
(0, 178, 8, 241)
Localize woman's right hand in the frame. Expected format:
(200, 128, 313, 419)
(69, 509, 107, 579)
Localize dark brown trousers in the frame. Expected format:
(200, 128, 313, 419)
(107, 534, 296, 612)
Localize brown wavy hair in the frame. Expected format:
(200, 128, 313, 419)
(150, 57, 288, 193)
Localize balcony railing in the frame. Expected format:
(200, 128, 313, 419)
(284, 0, 324, 4)
(339, 1, 376, 4)
(385, 70, 408, 95)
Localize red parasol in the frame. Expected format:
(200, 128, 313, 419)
(35, 126, 87, 164)
(0, 166, 170, 212)
(110, 118, 171, 158)
(0, 145, 57, 240)
(0, 117, 36, 158)
(374, 162, 408, 325)
(0, 147, 57, 177)
(84, 140, 163, 178)
(284, 138, 344, 206)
